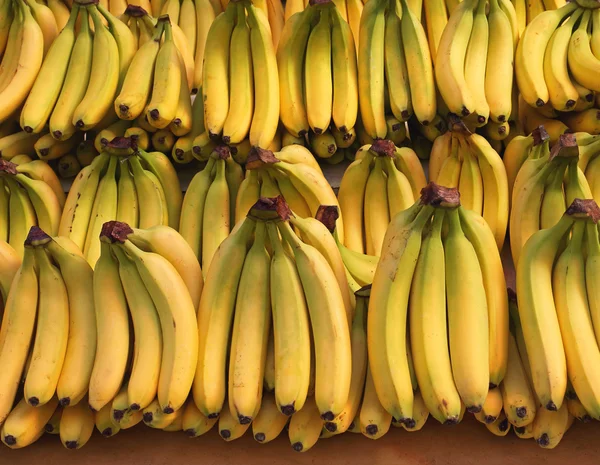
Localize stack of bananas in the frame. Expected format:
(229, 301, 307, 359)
(233, 145, 345, 240)
(509, 133, 593, 266)
(337, 140, 427, 255)
(436, 0, 518, 137)
(516, 198, 600, 447)
(516, 2, 600, 113)
(368, 183, 508, 426)
(194, 196, 353, 449)
(278, 0, 358, 160)
(0, 159, 64, 257)
(179, 145, 243, 273)
(358, 0, 436, 140)
(58, 138, 182, 268)
(87, 221, 200, 440)
(202, 0, 279, 152)
(0, 227, 96, 449)
(428, 122, 509, 249)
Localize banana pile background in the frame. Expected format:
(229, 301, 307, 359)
(4, 0, 600, 456)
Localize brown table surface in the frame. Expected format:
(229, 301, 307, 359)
(0, 413, 597, 465)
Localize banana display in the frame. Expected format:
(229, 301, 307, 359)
(337, 139, 427, 254)
(428, 120, 509, 249)
(58, 138, 182, 268)
(179, 145, 243, 273)
(0, 158, 63, 257)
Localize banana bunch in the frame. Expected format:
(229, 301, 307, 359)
(203, 0, 279, 150)
(20, 2, 135, 140)
(234, 145, 345, 242)
(278, 1, 357, 148)
(194, 197, 352, 445)
(0, 159, 63, 258)
(337, 140, 427, 255)
(86, 221, 199, 436)
(179, 145, 243, 275)
(429, 122, 509, 249)
(358, 0, 436, 139)
(516, 3, 600, 114)
(368, 183, 508, 425)
(516, 198, 600, 443)
(436, 0, 517, 129)
(115, 15, 193, 139)
(0, 0, 49, 125)
(58, 138, 182, 268)
(0, 227, 95, 448)
(510, 133, 593, 267)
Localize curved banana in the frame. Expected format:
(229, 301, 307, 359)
(252, 392, 289, 443)
(359, 365, 392, 439)
(1, 397, 58, 449)
(4, 177, 36, 258)
(182, 399, 218, 437)
(59, 399, 95, 450)
(364, 156, 389, 256)
(463, 0, 489, 125)
(192, 0, 216, 93)
(288, 396, 323, 452)
(568, 10, 600, 93)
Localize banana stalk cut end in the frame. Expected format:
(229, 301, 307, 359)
(100, 221, 134, 243)
(532, 126, 550, 146)
(549, 133, 579, 161)
(368, 139, 395, 157)
(315, 205, 339, 233)
(419, 182, 461, 208)
(249, 196, 291, 221)
(125, 5, 148, 16)
(212, 145, 232, 160)
(565, 199, 600, 222)
(245, 147, 280, 170)
(0, 159, 18, 175)
(25, 226, 52, 247)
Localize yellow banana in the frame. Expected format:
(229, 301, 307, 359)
(532, 401, 570, 449)
(44, 406, 62, 435)
(476, 387, 503, 424)
(59, 399, 95, 450)
(1, 397, 58, 449)
(252, 391, 289, 443)
(218, 403, 251, 441)
(400, 390, 429, 431)
(288, 396, 323, 452)
(4, 177, 37, 258)
(364, 156, 389, 256)
(457, 142, 484, 215)
(384, 5, 411, 122)
(142, 398, 176, 429)
(95, 403, 119, 438)
(464, 0, 489, 125)
(359, 365, 392, 439)
(424, 0, 448, 65)
(182, 399, 218, 437)
(569, 10, 600, 93)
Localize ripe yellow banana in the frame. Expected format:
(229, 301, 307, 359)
(182, 399, 218, 437)
(383, 5, 411, 123)
(218, 403, 251, 441)
(359, 365, 392, 439)
(4, 177, 37, 258)
(266, 222, 311, 416)
(569, 10, 600, 93)
(464, 0, 489, 125)
(423, 0, 448, 65)
(16, 159, 66, 208)
(228, 222, 271, 424)
(532, 401, 571, 449)
(59, 399, 95, 450)
(194, 217, 256, 417)
(476, 387, 503, 424)
(288, 396, 323, 452)
(72, 5, 119, 130)
(192, 0, 215, 93)
(1, 397, 58, 449)
(142, 398, 176, 429)
(364, 156, 390, 256)
(252, 391, 289, 443)
(0, 245, 38, 425)
(95, 403, 119, 438)
(458, 143, 484, 215)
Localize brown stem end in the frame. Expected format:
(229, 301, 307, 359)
(419, 182, 460, 208)
(315, 205, 339, 233)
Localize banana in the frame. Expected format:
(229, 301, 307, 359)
(247, 2, 279, 148)
(323, 287, 368, 434)
(288, 396, 323, 452)
(138, 150, 182, 229)
(277, 8, 314, 137)
(95, 403, 120, 438)
(83, 155, 118, 268)
(384, 5, 411, 122)
(0, 245, 37, 425)
(0, 0, 14, 58)
(444, 208, 489, 412)
(502, 332, 537, 427)
(358, 0, 387, 139)
(191, 0, 215, 93)
(485, 0, 514, 123)
(0, 1, 44, 124)
(423, 0, 448, 66)
(172, 94, 205, 162)
(24, 0, 57, 56)
(532, 401, 570, 449)
(266, 222, 311, 416)
(368, 204, 433, 422)
(476, 387, 503, 424)
(142, 398, 176, 429)
(401, 390, 429, 431)
(44, 406, 62, 435)
(517, 213, 573, 411)
(23, 245, 69, 407)
(20, 5, 78, 134)
(363, 156, 389, 256)
(560, 108, 600, 134)
(228, 222, 271, 424)
(59, 399, 95, 450)
(540, 163, 568, 230)
(331, 5, 358, 133)
(544, 10, 583, 111)
(112, 246, 162, 411)
(503, 134, 535, 199)
(569, 10, 600, 93)
(554, 219, 600, 419)
(146, 20, 181, 129)
(94, 119, 132, 153)
(235, 171, 260, 225)
(278, 142, 324, 174)
(115, 160, 138, 228)
(222, 3, 254, 145)
(305, 7, 333, 134)
(263, 329, 275, 392)
(252, 391, 289, 443)
(72, 5, 119, 131)
(202, 3, 236, 138)
(88, 241, 130, 412)
(435, 133, 462, 187)
(463, 0, 489, 125)
(119, 235, 199, 414)
(458, 143, 484, 215)
(401, 0, 436, 125)
(182, 399, 218, 437)
(274, 173, 312, 218)
(0, 131, 43, 160)
(58, 154, 81, 179)
(1, 397, 58, 449)
(130, 155, 166, 230)
(514, 422, 534, 439)
(337, 239, 378, 286)
(435, 0, 476, 117)
(218, 403, 251, 441)
(15, 172, 61, 236)
(567, 394, 592, 423)
(410, 210, 462, 425)
(50, 8, 93, 141)
(359, 365, 392, 439)
(484, 410, 511, 436)
(516, 2, 577, 108)
(0, 239, 20, 302)
(3, 177, 36, 258)
(309, 131, 337, 159)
